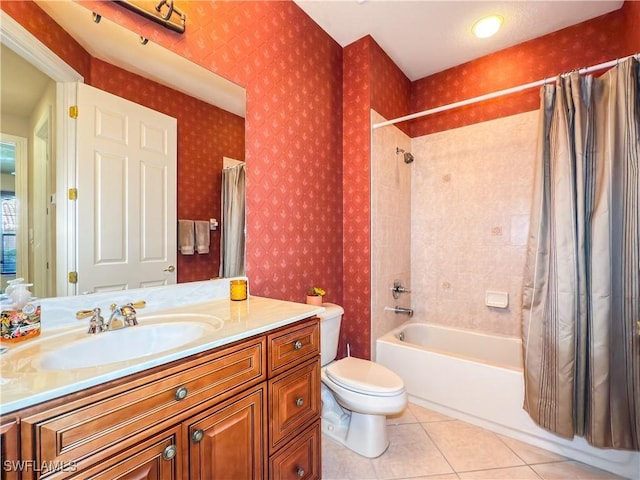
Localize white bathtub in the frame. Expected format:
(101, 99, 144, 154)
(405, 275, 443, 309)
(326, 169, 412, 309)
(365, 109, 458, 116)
(376, 322, 639, 479)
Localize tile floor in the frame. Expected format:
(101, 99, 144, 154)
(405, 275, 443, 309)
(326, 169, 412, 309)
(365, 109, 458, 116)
(321, 403, 627, 480)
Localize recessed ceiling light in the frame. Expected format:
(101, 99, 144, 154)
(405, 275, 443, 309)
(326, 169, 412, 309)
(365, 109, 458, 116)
(472, 15, 503, 39)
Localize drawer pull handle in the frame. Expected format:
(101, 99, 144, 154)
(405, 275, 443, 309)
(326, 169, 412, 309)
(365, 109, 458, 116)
(192, 429, 205, 443)
(175, 386, 188, 401)
(294, 340, 303, 350)
(163, 445, 177, 461)
(296, 397, 304, 407)
(296, 467, 305, 477)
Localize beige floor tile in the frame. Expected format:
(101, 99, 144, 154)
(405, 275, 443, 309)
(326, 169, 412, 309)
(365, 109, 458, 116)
(531, 461, 626, 479)
(322, 436, 378, 480)
(458, 466, 542, 479)
(387, 404, 418, 425)
(409, 403, 454, 423)
(498, 435, 567, 464)
(407, 475, 460, 480)
(372, 423, 454, 480)
(424, 420, 525, 472)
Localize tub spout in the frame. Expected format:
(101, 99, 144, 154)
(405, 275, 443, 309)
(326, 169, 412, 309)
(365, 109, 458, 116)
(385, 306, 413, 317)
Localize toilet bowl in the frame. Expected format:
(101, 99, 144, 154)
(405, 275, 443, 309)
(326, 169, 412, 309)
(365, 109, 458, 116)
(318, 304, 407, 458)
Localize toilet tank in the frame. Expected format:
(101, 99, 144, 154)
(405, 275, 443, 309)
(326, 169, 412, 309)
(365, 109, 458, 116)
(317, 303, 344, 366)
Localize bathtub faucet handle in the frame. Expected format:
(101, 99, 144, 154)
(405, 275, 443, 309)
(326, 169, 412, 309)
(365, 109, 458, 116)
(384, 306, 414, 317)
(391, 280, 411, 299)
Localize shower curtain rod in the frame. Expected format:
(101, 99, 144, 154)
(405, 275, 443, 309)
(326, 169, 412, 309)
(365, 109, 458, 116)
(372, 53, 639, 129)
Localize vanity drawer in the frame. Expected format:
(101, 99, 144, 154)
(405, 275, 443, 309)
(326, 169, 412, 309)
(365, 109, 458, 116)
(21, 337, 266, 473)
(268, 318, 319, 378)
(269, 421, 320, 480)
(268, 358, 320, 454)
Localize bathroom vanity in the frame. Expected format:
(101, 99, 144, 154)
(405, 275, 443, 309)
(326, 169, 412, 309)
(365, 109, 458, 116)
(0, 285, 322, 480)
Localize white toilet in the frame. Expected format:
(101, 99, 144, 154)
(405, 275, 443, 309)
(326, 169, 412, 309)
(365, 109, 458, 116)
(318, 303, 407, 458)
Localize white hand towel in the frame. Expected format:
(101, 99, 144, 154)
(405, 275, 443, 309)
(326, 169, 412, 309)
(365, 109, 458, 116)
(178, 219, 195, 255)
(195, 220, 210, 254)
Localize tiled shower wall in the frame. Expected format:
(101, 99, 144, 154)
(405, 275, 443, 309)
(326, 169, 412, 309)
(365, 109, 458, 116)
(410, 110, 538, 338)
(371, 110, 411, 357)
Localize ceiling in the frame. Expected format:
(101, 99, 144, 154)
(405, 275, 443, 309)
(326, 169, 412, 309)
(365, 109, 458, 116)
(294, 0, 623, 81)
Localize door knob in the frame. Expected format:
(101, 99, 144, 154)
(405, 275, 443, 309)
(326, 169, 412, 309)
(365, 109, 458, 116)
(164, 265, 176, 272)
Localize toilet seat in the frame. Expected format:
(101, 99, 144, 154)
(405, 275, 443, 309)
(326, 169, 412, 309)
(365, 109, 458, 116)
(325, 357, 404, 397)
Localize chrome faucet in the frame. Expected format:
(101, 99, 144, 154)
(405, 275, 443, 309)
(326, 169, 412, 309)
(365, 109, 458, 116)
(106, 301, 146, 330)
(391, 280, 411, 299)
(76, 301, 146, 334)
(76, 307, 105, 334)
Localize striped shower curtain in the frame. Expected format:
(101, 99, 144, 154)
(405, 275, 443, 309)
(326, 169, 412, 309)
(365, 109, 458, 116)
(522, 58, 639, 451)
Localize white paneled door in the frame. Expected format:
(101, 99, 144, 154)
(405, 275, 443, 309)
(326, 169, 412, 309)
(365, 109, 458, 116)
(76, 83, 177, 294)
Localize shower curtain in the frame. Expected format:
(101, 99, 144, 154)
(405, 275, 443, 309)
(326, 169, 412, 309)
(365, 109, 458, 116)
(522, 58, 639, 451)
(219, 163, 246, 278)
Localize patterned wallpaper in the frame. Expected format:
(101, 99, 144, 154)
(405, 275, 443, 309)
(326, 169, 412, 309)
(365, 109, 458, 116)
(88, 58, 245, 283)
(625, 1, 640, 50)
(342, 36, 411, 358)
(410, 2, 638, 137)
(369, 39, 412, 137)
(0, 0, 90, 78)
(342, 39, 372, 359)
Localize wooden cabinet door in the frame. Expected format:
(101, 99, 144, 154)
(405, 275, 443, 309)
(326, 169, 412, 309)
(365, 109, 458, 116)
(1, 420, 19, 480)
(47, 427, 181, 480)
(187, 385, 266, 480)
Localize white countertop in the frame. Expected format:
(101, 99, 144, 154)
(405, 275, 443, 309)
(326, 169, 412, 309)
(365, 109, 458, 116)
(0, 295, 324, 414)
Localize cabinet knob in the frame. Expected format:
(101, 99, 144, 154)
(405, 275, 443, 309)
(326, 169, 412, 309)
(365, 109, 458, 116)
(175, 386, 188, 401)
(295, 397, 304, 407)
(162, 444, 177, 461)
(192, 429, 205, 443)
(293, 340, 303, 350)
(296, 467, 305, 477)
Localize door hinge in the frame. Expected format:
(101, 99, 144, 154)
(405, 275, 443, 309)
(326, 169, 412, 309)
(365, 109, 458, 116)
(68, 188, 78, 200)
(69, 105, 78, 118)
(68, 272, 78, 284)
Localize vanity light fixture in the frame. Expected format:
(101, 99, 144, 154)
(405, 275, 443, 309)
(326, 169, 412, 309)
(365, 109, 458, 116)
(472, 14, 503, 39)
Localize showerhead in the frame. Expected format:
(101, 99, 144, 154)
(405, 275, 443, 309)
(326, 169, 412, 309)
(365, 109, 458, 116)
(396, 147, 414, 164)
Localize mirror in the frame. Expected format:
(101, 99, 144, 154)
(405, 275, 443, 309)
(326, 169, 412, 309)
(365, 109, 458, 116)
(0, 1, 246, 297)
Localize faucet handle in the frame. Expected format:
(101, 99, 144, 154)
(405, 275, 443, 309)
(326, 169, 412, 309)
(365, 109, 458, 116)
(110, 301, 146, 327)
(110, 301, 146, 311)
(76, 309, 95, 319)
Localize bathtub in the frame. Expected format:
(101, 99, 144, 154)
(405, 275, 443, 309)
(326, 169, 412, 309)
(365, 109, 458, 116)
(376, 322, 639, 479)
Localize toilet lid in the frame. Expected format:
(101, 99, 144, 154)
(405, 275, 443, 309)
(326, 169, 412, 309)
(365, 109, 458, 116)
(325, 357, 404, 396)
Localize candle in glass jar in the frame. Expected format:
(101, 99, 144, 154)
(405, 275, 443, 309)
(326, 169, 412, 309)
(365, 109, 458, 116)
(230, 279, 248, 301)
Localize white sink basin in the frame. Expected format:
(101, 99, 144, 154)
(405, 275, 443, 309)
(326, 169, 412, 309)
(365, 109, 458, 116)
(37, 314, 223, 370)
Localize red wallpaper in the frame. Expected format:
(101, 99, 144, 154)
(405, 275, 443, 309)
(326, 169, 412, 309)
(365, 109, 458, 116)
(410, 2, 637, 137)
(625, 1, 640, 51)
(88, 58, 245, 283)
(0, 0, 90, 78)
(342, 39, 372, 359)
(341, 36, 411, 359)
(370, 39, 412, 136)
